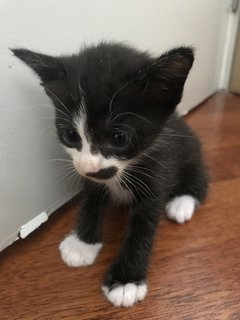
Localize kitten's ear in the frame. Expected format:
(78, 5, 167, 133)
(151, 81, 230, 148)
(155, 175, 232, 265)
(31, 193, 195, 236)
(11, 48, 66, 84)
(132, 47, 194, 108)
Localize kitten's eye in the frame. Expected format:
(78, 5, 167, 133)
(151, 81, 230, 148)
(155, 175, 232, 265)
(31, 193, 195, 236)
(63, 129, 80, 145)
(111, 132, 130, 149)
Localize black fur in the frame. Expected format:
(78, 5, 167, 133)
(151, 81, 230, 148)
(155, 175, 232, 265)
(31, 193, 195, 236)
(12, 42, 208, 298)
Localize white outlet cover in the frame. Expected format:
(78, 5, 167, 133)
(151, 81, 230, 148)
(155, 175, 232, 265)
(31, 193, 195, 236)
(19, 211, 48, 239)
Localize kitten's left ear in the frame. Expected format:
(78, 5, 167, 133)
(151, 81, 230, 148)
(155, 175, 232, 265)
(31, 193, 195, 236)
(132, 47, 194, 109)
(11, 48, 66, 84)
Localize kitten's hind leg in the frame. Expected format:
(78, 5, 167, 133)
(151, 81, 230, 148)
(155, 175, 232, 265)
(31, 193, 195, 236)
(166, 162, 208, 224)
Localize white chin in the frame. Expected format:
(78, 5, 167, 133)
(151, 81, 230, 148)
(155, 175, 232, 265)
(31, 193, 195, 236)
(86, 176, 115, 184)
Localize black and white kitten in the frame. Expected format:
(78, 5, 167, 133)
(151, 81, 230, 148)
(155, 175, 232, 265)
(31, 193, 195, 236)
(12, 42, 208, 307)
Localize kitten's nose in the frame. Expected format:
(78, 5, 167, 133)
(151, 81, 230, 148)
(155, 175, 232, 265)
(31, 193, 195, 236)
(86, 167, 118, 180)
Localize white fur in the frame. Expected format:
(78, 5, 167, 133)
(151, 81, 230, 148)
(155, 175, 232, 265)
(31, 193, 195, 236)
(59, 233, 102, 267)
(102, 282, 147, 307)
(106, 179, 133, 203)
(64, 110, 102, 175)
(166, 195, 196, 224)
(64, 110, 131, 181)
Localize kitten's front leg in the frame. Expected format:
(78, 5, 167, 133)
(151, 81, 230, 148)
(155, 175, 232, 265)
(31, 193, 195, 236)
(59, 182, 108, 267)
(102, 200, 160, 307)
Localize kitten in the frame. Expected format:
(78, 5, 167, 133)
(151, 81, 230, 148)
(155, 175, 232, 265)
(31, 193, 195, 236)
(12, 42, 208, 307)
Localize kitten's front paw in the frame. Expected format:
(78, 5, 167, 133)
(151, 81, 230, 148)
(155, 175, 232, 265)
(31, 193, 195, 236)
(102, 282, 147, 307)
(59, 233, 102, 267)
(166, 195, 197, 224)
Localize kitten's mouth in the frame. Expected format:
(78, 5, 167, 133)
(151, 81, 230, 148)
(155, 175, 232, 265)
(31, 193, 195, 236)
(84, 166, 118, 182)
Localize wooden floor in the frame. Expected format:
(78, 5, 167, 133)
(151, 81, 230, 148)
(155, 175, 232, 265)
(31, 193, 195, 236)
(1, 92, 240, 320)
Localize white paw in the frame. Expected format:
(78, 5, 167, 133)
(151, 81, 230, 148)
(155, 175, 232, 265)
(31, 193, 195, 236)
(166, 195, 197, 224)
(59, 233, 102, 267)
(102, 282, 147, 307)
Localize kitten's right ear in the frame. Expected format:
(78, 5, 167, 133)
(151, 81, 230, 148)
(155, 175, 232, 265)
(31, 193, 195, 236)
(129, 47, 194, 111)
(11, 48, 66, 84)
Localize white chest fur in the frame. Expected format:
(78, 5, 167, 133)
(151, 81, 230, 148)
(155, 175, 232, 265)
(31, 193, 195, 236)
(106, 180, 133, 204)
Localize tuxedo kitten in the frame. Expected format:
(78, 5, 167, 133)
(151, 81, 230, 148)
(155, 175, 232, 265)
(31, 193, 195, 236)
(12, 42, 208, 307)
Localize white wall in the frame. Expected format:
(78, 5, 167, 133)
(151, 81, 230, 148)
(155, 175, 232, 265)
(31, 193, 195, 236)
(0, 0, 231, 251)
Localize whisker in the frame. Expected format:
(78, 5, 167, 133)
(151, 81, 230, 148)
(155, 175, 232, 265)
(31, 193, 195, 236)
(110, 111, 154, 125)
(141, 153, 169, 170)
(121, 171, 145, 201)
(129, 165, 171, 184)
(160, 133, 194, 138)
(107, 82, 129, 120)
(127, 167, 160, 184)
(123, 171, 156, 198)
(45, 87, 71, 117)
(78, 83, 88, 114)
(117, 173, 137, 204)
(47, 158, 73, 163)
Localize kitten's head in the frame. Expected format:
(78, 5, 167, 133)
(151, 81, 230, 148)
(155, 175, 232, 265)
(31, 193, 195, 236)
(12, 42, 194, 183)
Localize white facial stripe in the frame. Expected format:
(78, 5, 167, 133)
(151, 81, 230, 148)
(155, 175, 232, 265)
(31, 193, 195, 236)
(75, 111, 102, 173)
(64, 110, 101, 174)
(64, 110, 131, 179)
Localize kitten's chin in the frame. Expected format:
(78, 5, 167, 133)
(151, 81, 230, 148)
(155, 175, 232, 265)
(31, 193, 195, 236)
(75, 166, 119, 184)
(85, 175, 115, 184)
